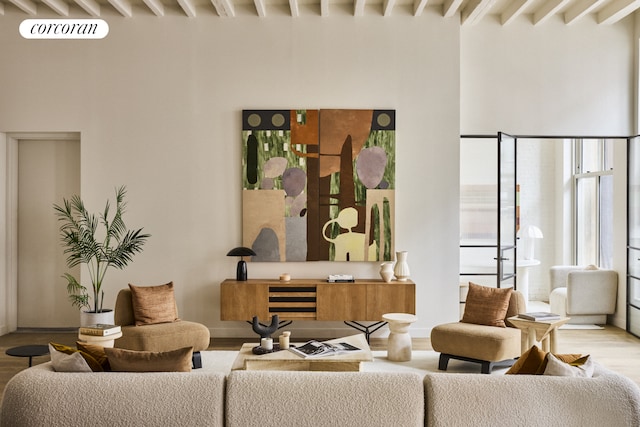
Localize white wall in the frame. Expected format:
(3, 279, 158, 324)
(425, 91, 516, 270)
(0, 9, 461, 338)
(461, 16, 634, 135)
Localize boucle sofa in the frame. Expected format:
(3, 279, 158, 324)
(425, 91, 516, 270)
(2, 361, 640, 427)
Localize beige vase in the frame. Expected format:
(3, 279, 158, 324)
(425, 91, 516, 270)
(380, 262, 395, 283)
(394, 251, 410, 281)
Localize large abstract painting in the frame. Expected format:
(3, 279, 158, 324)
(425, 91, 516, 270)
(242, 109, 395, 262)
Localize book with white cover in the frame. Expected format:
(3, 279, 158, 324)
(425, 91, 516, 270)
(517, 312, 561, 321)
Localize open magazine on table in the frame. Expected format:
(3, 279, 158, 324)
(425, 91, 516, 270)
(289, 340, 362, 358)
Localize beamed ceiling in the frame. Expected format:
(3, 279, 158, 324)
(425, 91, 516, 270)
(1, 0, 639, 25)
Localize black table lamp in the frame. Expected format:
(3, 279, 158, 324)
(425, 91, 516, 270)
(227, 246, 256, 281)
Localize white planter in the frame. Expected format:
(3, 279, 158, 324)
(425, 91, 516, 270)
(80, 310, 115, 327)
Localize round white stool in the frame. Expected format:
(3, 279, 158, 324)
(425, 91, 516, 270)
(382, 313, 418, 362)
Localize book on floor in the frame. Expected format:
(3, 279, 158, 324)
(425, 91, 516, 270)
(78, 324, 121, 336)
(289, 340, 361, 358)
(517, 312, 561, 321)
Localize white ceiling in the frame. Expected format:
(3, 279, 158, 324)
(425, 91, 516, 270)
(1, 0, 639, 25)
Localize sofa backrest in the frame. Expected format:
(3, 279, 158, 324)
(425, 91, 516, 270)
(225, 370, 425, 427)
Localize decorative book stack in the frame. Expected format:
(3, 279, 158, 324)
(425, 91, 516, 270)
(78, 324, 121, 336)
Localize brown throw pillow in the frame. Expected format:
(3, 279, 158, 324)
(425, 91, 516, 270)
(461, 282, 512, 327)
(104, 346, 193, 372)
(76, 341, 111, 371)
(506, 345, 547, 375)
(128, 282, 180, 326)
(49, 342, 103, 372)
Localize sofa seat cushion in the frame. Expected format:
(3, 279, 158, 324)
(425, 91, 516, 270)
(431, 322, 521, 362)
(115, 320, 210, 352)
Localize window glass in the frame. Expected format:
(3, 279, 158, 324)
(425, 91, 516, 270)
(576, 176, 597, 265)
(580, 139, 600, 173)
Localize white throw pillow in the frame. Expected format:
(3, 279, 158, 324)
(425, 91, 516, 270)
(48, 344, 92, 372)
(543, 353, 594, 377)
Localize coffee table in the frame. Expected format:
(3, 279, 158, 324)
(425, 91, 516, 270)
(232, 334, 372, 372)
(507, 316, 570, 353)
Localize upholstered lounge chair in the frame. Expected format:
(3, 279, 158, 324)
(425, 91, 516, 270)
(114, 288, 210, 353)
(431, 287, 525, 374)
(549, 265, 618, 325)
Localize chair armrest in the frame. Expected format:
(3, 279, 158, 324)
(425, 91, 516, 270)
(114, 289, 135, 326)
(566, 270, 618, 315)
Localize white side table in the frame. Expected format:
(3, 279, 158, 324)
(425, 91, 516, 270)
(516, 259, 540, 311)
(382, 313, 418, 362)
(78, 332, 122, 348)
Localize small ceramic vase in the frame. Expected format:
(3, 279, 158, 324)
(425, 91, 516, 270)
(380, 262, 395, 283)
(394, 251, 410, 281)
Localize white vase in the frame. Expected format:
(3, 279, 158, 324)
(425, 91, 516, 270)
(380, 262, 395, 283)
(394, 251, 410, 281)
(80, 310, 115, 327)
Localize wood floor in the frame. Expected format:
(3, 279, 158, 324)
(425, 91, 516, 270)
(1, 325, 639, 401)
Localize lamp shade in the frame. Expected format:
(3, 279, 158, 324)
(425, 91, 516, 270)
(227, 247, 256, 257)
(227, 247, 256, 281)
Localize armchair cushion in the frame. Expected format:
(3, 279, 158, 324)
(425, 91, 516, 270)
(461, 282, 513, 327)
(128, 282, 180, 326)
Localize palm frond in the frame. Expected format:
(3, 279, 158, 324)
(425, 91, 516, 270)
(54, 186, 150, 312)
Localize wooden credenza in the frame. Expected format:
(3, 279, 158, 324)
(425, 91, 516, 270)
(220, 279, 415, 322)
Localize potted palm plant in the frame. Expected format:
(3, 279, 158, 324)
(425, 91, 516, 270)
(54, 185, 150, 326)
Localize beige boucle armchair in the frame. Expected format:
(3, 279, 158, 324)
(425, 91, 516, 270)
(549, 265, 618, 325)
(430, 290, 525, 374)
(113, 289, 210, 353)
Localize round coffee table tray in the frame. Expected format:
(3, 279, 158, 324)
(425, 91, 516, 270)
(252, 344, 294, 355)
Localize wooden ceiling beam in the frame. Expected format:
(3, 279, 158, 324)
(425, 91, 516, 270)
(142, 0, 164, 16)
(443, 0, 463, 18)
(565, 0, 606, 24)
(383, 0, 395, 16)
(177, 0, 196, 16)
(413, 0, 428, 16)
(42, 0, 69, 15)
(289, 0, 299, 17)
(461, 0, 495, 25)
(320, 0, 329, 16)
(254, 0, 266, 16)
(597, 0, 640, 24)
(7, 0, 36, 15)
(532, 0, 571, 25)
(501, 0, 534, 25)
(0, 2, 4, 15)
(211, 0, 235, 17)
(354, 0, 366, 16)
(107, 0, 132, 17)
(74, 0, 100, 16)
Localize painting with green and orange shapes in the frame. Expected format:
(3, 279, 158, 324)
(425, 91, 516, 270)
(241, 109, 395, 262)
